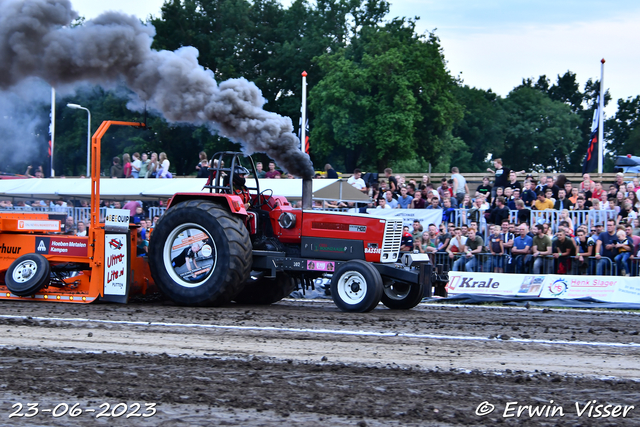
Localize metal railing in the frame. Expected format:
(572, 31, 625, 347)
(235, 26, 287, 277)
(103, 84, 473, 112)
(452, 208, 618, 242)
(148, 207, 167, 218)
(0, 204, 631, 278)
(630, 258, 640, 276)
(528, 210, 617, 233)
(0, 206, 167, 224)
(2, 205, 74, 215)
(426, 251, 627, 276)
(455, 208, 617, 229)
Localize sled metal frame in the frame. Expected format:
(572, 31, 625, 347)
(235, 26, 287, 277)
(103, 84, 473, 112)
(0, 121, 154, 303)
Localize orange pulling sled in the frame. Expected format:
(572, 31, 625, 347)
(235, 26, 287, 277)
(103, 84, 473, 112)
(0, 121, 155, 303)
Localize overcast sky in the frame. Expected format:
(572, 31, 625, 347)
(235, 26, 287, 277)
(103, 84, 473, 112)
(70, 0, 640, 118)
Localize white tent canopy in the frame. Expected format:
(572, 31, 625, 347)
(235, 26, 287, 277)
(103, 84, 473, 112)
(0, 177, 371, 203)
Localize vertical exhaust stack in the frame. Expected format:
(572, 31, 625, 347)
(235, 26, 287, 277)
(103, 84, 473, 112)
(302, 178, 313, 210)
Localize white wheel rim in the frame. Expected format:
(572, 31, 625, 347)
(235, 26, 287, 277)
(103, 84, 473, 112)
(12, 260, 38, 283)
(163, 223, 217, 288)
(383, 282, 411, 301)
(336, 271, 367, 305)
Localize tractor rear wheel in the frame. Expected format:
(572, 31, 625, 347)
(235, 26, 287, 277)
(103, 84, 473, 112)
(148, 200, 251, 306)
(330, 260, 382, 312)
(233, 273, 297, 305)
(5, 254, 51, 296)
(380, 280, 424, 310)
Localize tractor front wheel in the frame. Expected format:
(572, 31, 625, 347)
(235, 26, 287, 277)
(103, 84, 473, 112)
(330, 260, 382, 312)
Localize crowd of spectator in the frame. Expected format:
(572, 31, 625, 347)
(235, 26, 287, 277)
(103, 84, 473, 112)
(196, 152, 301, 180)
(110, 152, 173, 179)
(342, 159, 640, 277)
(6, 154, 640, 277)
(0, 197, 161, 257)
(401, 216, 640, 277)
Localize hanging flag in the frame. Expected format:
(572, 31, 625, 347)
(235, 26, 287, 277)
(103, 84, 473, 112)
(303, 118, 309, 155)
(298, 116, 309, 155)
(582, 101, 599, 174)
(50, 87, 56, 177)
(300, 70, 309, 156)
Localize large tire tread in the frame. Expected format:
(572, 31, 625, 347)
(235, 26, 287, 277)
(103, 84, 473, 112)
(150, 200, 251, 306)
(234, 273, 296, 305)
(381, 281, 424, 310)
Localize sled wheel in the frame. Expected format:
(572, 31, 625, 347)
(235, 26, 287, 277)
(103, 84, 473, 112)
(381, 280, 424, 310)
(330, 260, 383, 312)
(148, 200, 251, 306)
(5, 254, 51, 296)
(233, 273, 297, 305)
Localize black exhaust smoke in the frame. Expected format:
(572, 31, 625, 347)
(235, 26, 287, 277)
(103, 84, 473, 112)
(0, 0, 314, 179)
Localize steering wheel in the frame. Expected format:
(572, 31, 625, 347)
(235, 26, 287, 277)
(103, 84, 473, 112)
(255, 188, 274, 210)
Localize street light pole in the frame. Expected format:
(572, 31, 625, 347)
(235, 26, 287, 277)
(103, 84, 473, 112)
(66, 103, 91, 176)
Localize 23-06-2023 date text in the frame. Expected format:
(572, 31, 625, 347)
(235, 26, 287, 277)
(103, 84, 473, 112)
(8, 402, 157, 419)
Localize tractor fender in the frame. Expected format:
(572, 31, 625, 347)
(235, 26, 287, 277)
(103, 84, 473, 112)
(167, 193, 248, 216)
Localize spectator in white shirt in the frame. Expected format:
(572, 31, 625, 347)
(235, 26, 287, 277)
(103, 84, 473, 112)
(384, 190, 399, 209)
(376, 198, 392, 209)
(347, 168, 367, 192)
(131, 152, 142, 178)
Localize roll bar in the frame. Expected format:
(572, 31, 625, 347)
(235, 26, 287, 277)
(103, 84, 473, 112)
(90, 121, 146, 229)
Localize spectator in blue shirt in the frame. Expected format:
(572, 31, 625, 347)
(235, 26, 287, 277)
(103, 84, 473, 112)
(441, 198, 456, 223)
(595, 219, 618, 275)
(426, 196, 441, 209)
(521, 180, 537, 207)
(588, 223, 604, 246)
(511, 224, 533, 273)
(397, 187, 413, 209)
(507, 188, 521, 210)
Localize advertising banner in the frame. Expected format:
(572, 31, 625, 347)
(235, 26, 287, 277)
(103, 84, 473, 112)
(614, 279, 640, 303)
(446, 272, 640, 304)
(18, 219, 60, 232)
(446, 272, 545, 297)
(366, 208, 442, 231)
(539, 275, 621, 302)
(104, 234, 128, 296)
(35, 236, 88, 257)
(104, 208, 130, 232)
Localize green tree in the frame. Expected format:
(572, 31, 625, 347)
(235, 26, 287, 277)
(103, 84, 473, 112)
(309, 20, 462, 172)
(518, 72, 611, 172)
(151, 0, 373, 120)
(151, 0, 394, 170)
(56, 85, 236, 177)
(268, 0, 376, 121)
(605, 95, 640, 156)
(499, 86, 582, 172)
(152, 0, 256, 80)
(451, 86, 507, 172)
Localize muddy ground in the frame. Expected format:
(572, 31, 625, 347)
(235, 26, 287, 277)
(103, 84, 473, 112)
(1, 298, 640, 426)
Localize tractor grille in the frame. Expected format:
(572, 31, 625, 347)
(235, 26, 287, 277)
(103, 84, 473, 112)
(380, 219, 403, 263)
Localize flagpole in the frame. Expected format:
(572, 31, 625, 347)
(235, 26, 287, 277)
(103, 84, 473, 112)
(598, 58, 605, 174)
(301, 71, 307, 153)
(50, 87, 56, 177)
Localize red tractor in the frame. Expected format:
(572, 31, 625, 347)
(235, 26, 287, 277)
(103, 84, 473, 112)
(149, 152, 442, 312)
